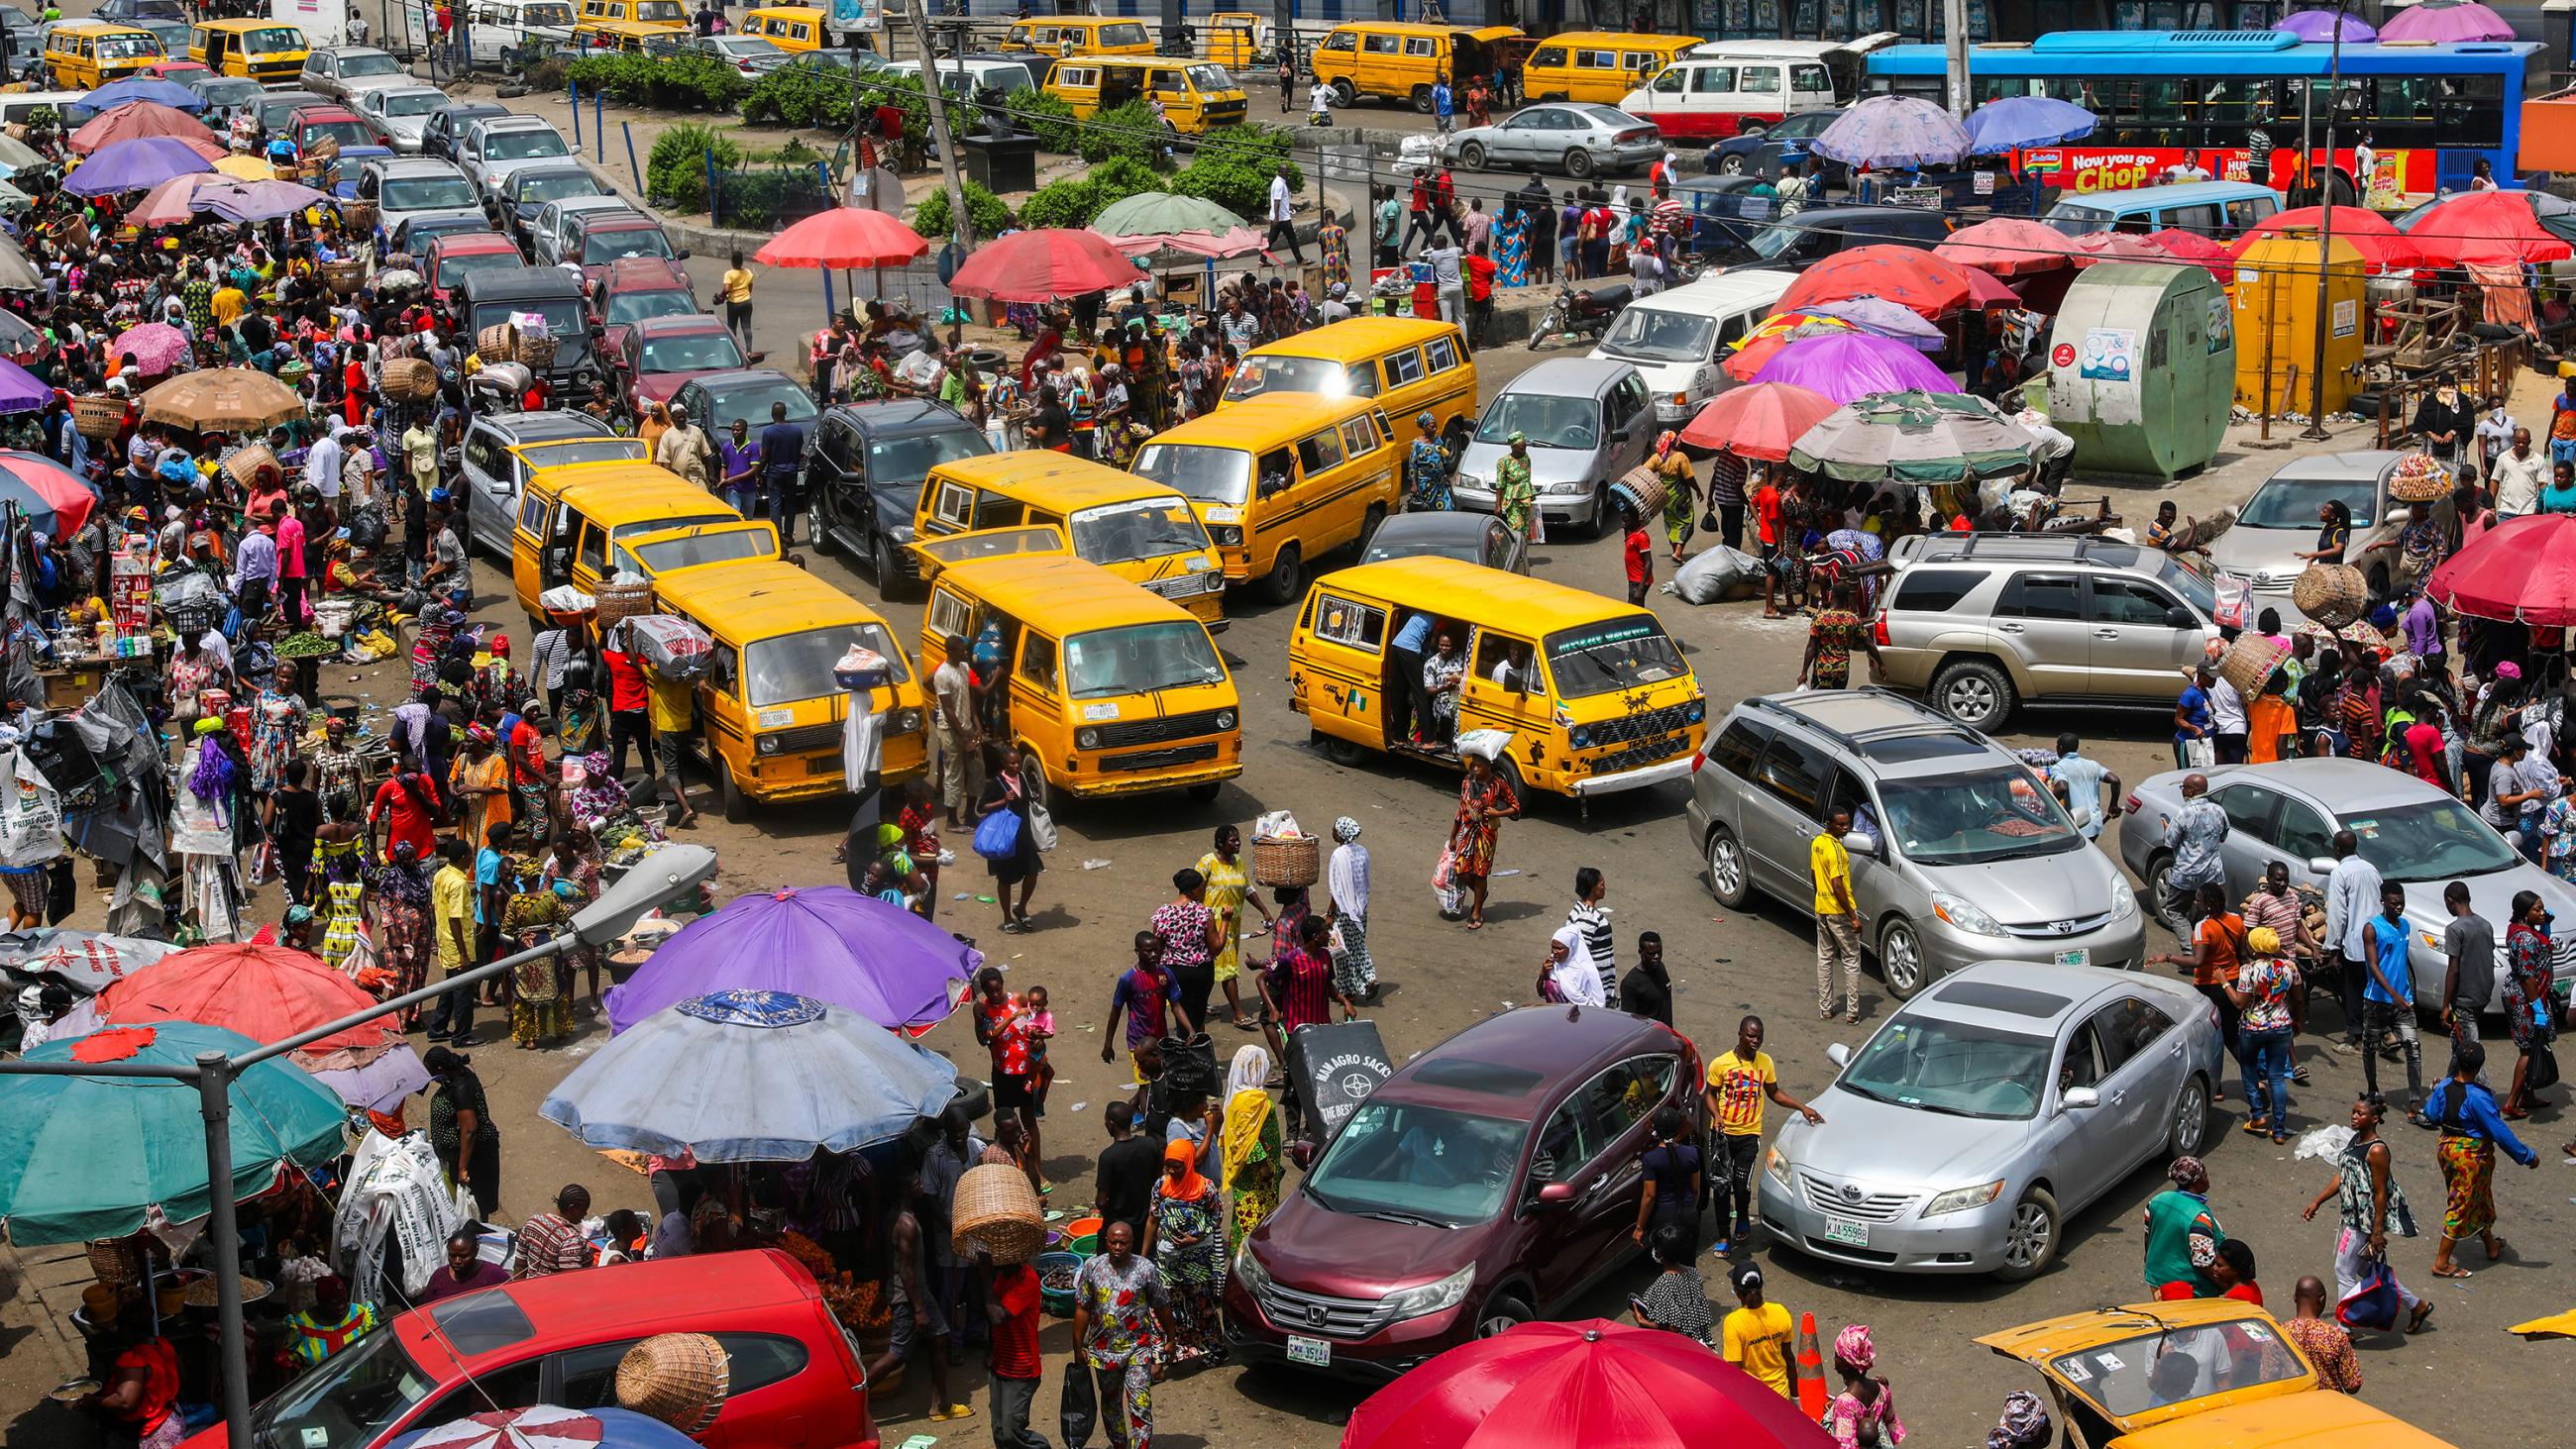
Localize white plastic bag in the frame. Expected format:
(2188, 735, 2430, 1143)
(1027, 802, 1059, 853)
(1254, 809, 1305, 839)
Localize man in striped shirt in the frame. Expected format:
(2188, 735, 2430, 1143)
(1261, 914, 1357, 1138)
(1567, 868, 1618, 999)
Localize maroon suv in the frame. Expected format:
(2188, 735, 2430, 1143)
(1225, 1006, 1705, 1381)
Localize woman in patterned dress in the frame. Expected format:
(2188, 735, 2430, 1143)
(2500, 889, 2556, 1118)
(1219, 1045, 1280, 1251)
(1195, 825, 1273, 1031)
(1496, 202, 1530, 287)
(1142, 1138, 1228, 1366)
(503, 877, 574, 1048)
(544, 825, 607, 1011)
(1448, 752, 1520, 930)
(250, 664, 306, 794)
(370, 840, 434, 1028)
(1150, 869, 1221, 1040)
(317, 855, 367, 969)
(1071, 1221, 1170, 1449)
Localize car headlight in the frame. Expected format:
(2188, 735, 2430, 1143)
(2110, 884, 2137, 921)
(1764, 1145, 1792, 1189)
(756, 735, 780, 755)
(1457, 472, 1489, 493)
(1381, 1263, 1475, 1322)
(1569, 726, 1592, 750)
(1922, 1180, 2005, 1217)
(1233, 1241, 1272, 1294)
(894, 708, 922, 734)
(1549, 479, 1589, 494)
(1209, 524, 1243, 547)
(1930, 890, 2005, 936)
(1075, 727, 1101, 751)
(1685, 698, 1705, 724)
(1215, 709, 1236, 731)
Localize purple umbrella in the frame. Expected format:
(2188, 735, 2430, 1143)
(61, 136, 212, 197)
(2274, 8, 2379, 42)
(2378, 1, 2512, 42)
(1809, 94, 1971, 169)
(1750, 333, 1953, 406)
(1801, 296, 1949, 351)
(603, 885, 983, 1035)
(197, 178, 330, 225)
(0, 357, 46, 414)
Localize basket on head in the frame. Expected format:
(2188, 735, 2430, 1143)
(615, 1332, 731, 1434)
(338, 201, 376, 235)
(2217, 631, 2293, 699)
(1250, 832, 1319, 887)
(595, 580, 656, 631)
(1608, 463, 1669, 522)
(378, 357, 437, 402)
(2290, 564, 2370, 629)
(951, 1162, 1047, 1265)
(222, 444, 281, 493)
(72, 396, 124, 440)
(321, 259, 364, 295)
(476, 322, 523, 363)
(517, 332, 557, 371)
(2385, 452, 2449, 504)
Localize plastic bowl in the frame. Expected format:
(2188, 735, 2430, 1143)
(1034, 1250, 1082, 1316)
(1068, 1233, 1099, 1258)
(1064, 1215, 1104, 1241)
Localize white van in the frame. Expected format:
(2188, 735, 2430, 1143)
(1587, 270, 1795, 425)
(1619, 38, 1892, 143)
(0, 90, 89, 127)
(401, 0, 579, 65)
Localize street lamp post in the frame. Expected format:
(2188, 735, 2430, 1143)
(2304, 0, 2353, 441)
(0, 846, 718, 1449)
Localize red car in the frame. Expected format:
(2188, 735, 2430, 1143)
(610, 313, 751, 411)
(186, 1249, 876, 1449)
(1225, 1005, 1706, 1381)
(423, 232, 525, 319)
(288, 105, 375, 157)
(589, 256, 698, 330)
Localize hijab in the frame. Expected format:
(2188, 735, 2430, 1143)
(1158, 1135, 1212, 1202)
(1220, 1046, 1275, 1189)
(1546, 923, 1604, 1006)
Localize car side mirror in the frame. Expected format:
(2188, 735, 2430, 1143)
(1842, 830, 1876, 855)
(675, 248, 692, 259)
(1534, 1181, 1578, 1206)
(2164, 606, 2193, 629)
(2385, 506, 2412, 526)
(2308, 855, 2338, 876)
(2062, 1086, 2101, 1109)
(1288, 1139, 1318, 1170)
(1825, 1042, 1851, 1067)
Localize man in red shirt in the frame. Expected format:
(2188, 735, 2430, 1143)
(602, 640, 650, 781)
(369, 751, 442, 867)
(983, 1252, 1045, 1447)
(1751, 465, 1788, 619)
(1623, 505, 1652, 606)
(1463, 242, 1498, 351)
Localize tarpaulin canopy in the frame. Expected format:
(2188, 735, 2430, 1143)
(2407, 190, 2575, 265)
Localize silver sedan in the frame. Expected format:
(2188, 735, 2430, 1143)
(1757, 961, 2224, 1281)
(1441, 102, 1664, 179)
(352, 85, 451, 154)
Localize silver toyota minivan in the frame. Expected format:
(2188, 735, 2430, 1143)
(1450, 358, 1654, 536)
(1684, 688, 2144, 998)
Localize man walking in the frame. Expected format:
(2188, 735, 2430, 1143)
(1426, 237, 1464, 327)
(1704, 1015, 1824, 1255)
(1432, 71, 1453, 134)
(1265, 164, 1305, 263)
(932, 634, 983, 830)
(2322, 829, 2385, 1051)
(2439, 880, 2495, 1086)
(1812, 805, 1863, 1021)
(2048, 732, 2120, 841)
(1566, 867, 1616, 1001)
(2157, 773, 2227, 930)
(758, 399, 807, 546)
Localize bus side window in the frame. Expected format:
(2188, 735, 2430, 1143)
(1019, 634, 1059, 691)
(926, 587, 973, 642)
(1257, 447, 1295, 499)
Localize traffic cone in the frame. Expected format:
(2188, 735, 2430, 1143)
(1793, 1311, 1829, 1419)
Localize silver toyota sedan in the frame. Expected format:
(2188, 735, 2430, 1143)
(1756, 961, 2223, 1281)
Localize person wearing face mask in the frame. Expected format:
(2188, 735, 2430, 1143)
(2412, 373, 2473, 465)
(2475, 394, 2518, 478)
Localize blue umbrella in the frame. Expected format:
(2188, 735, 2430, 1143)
(541, 989, 959, 1162)
(84, 77, 211, 113)
(63, 136, 212, 197)
(1963, 95, 2098, 155)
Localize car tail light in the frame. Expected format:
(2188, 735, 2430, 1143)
(1689, 745, 1706, 773)
(2122, 793, 2141, 813)
(1616, 128, 1657, 144)
(1871, 613, 1890, 647)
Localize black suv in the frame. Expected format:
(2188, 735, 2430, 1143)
(1722, 203, 1954, 272)
(456, 265, 598, 406)
(805, 398, 992, 598)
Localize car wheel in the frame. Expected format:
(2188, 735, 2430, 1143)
(1358, 503, 1386, 554)
(1261, 543, 1306, 606)
(2143, 855, 2190, 941)
(1717, 153, 1746, 175)
(1564, 147, 1595, 179)
(1460, 141, 1487, 170)
(873, 534, 908, 597)
(2166, 1074, 2210, 1159)
(718, 759, 748, 824)
(1878, 916, 1931, 1000)
(1475, 1293, 1534, 1338)
(1311, 727, 1367, 767)
(1704, 827, 1752, 908)
(1930, 658, 2015, 733)
(1411, 83, 1433, 114)
(1496, 756, 1529, 815)
(2366, 565, 2391, 604)
(1185, 781, 1221, 803)
(1332, 78, 1355, 107)
(1017, 747, 1049, 810)
(1993, 1187, 2060, 1283)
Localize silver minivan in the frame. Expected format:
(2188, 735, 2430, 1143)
(1451, 358, 1654, 536)
(1684, 688, 2144, 999)
(1588, 269, 1793, 426)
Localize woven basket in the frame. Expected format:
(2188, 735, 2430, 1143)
(1607, 464, 1669, 521)
(321, 259, 364, 295)
(615, 1332, 730, 1434)
(85, 1238, 144, 1289)
(950, 1162, 1047, 1265)
(1250, 832, 1319, 887)
(222, 444, 280, 492)
(2217, 632, 2293, 699)
(339, 201, 376, 235)
(518, 332, 557, 370)
(72, 396, 124, 440)
(596, 580, 656, 630)
(2290, 564, 2369, 628)
(378, 357, 437, 402)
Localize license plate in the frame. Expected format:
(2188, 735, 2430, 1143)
(1823, 1214, 1870, 1248)
(805, 756, 840, 776)
(1285, 1334, 1332, 1368)
(2054, 947, 2092, 967)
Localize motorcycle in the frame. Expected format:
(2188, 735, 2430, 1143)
(1531, 283, 1633, 350)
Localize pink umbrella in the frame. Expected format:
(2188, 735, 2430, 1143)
(68, 101, 224, 157)
(129, 172, 222, 229)
(1936, 217, 2073, 275)
(108, 322, 191, 375)
(2070, 231, 2172, 265)
(947, 228, 1140, 302)
(2147, 227, 2237, 282)
(753, 207, 928, 268)
(1104, 226, 1273, 259)
(2378, 0, 2514, 42)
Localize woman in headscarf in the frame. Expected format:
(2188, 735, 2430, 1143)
(1650, 430, 1699, 564)
(543, 825, 607, 1011)
(177, 717, 254, 941)
(566, 750, 630, 830)
(1219, 1045, 1279, 1253)
(1986, 1391, 2050, 1449)
(447, 723, 511, 852)
(1195, 824, 1273, 1031)
(1325, 817, 1374, 1003)
(502, 875, 575, 1049)
(1539, 923, 1606, 1006)
(1495, 199, 1530, 287)
(370, 839, 435, 1027)
(1824, 1324, 1904, 1448)
(2141, 1155, 2223, 1299)
(1449, 749, 1519, 929)
(1141, 1137, 1228, 1367)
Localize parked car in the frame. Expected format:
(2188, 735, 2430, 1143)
(420, 100, 508, 163)
(176, 69, 262, 127)
(1450, 358, 1654, 536)
(1226, 1005, 1704, 1380)
(458, 114, 575, 203)
(1873, 531, 2224, 733)
(672, 368, 817, 436)
(253, 89, 331, 140)
(587, 256, 697, 331)
(424, 231, 528, 318)
(358, 155, 482, 246)
(497, 162, 613, 251)
(457, 408, 634, 556)
(2203, 451, 2406, 615)
(298, 44, 406, 100)
(608, 313, 747, 413)
(178, 1250, 877, 1449)
(288, 104, 376, 158)
(1716, 203, 1953, 272)
(457, 265, 600, 404)
(1689, 689, 2145, 998)
(1358, 510, 1529, 574)
(386, 210, 492, 262)
(1441, 101, 1663, 178)
(1710, 105, 1845, 180)
(2116, 758, 2576, 1007)
(683, 32, 785, 73)
(93, 0, 185, 22)
(352, 83, 453, 152)
(566, 210, 684, 285)
(805, 397, 993, 593)
(1759, 960, 2222, 1280)
(532, 194, 643, 270)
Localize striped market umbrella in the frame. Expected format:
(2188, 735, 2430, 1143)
(1788, 387, 2041, 485)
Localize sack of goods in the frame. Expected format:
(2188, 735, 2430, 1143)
(833, 645, 892, 691)
(538, 584, 596, 620)
(625, 614, 715, 680)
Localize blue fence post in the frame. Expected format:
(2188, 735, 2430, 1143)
(568, 81, 581, 150)
(703, 150, 720, 229)
(623, 122, 642, 193)
(593, 89, 604, 161)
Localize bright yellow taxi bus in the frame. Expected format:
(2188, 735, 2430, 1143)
(1289, 557, 1705, 807)
(1308, 21, 1522, 112)
(913, 452, 1227, 629)
(509, 461, 745, 624)
(189, 19, 308, 84)
(1520, 33, 1698, 103)
(1043, 55, 1247, 133)
(43, 23, 163, 90)
(1223, 316, 1478, 448)
(1132, 392, 1399, 603)
(1001, 15, 1155, 56)
(742, 5, 828, 52)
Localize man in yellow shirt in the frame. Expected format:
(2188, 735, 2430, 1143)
(425, 839, 478, 1045)
(645, 660, 698, 829)
(1704, 1015, 1823, 1253)
(1812, 803, 1863, 1022)
(1721, 1261, 1794, 1397)
(717, 250, 755, 349)
(211, 283, 248, 329)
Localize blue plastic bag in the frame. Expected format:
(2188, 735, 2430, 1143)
(2337, 1256, 2401, 1332)
(973, 807, 1022, 861)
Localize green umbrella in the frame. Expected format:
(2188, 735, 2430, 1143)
(0, 133, 44, 173)
(0, 1022, 348, 1245)
(1090, 190, 1247, 240)
(1787, 387, 2040, 486)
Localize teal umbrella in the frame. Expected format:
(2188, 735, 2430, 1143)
(0, 1022, 348, 1244)
(1787, 388, 2040, 486)
(1090, 190, 1247, 240)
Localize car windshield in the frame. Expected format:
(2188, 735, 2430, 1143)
(252, 1329, 434, 1449)
(866, 427, 991, 484)
(1747, 216, 1830, 259)
(1838, 1014, 2054, 1120)
(697, 378, 815, 431)
(434, 249, 519, 289)
(1475, 391, 1598, 449)
(1876, 766, 2083, 867)
(1069, 497, 1211, 565)
(1598, 305, 1716, 363)
(636, 0, 687, 17)
(1132, 444, 1252, 505)
(472, 299, 587, 362)
(513, 170, 603, 205)
(98, 35, 161, 58)
(1362, 531, 1477, 566)
(304, 119, 373, 148)
(1225, 354, 1346, 400)
(603, 287, 693, 327)
(2238, 473, 2377, 530)
(379, 91, 444, 117)
(1303, 1101, 1523, 1227)
(582, 227, 673, 264)
(484, 128, 569, 161)
(1186, 62, 1230, 90)
(740, 621, 908, 707)
(381, 175, 478, 211)
(243, 27, 302, 52)
(518, 440, 639, 469)
(2043, 1317, 2308, 1421)
(1544, 615, 1684, 698)
(342, 52, 400, 76)
(2159, 554, 2218, 617)
(2344, 798, 2522, 882)
(638, 331, 744, 372)
(1064, 622, 1225, 697)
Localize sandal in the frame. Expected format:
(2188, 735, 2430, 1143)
(2241, 1117, 2271, 1136)
(2486, 1237, 2509, 1262)
(1232, 1015, 1259, 1031)
(2407, 1300, 2436, 1332)
(2429, 1264, 2472, 1280)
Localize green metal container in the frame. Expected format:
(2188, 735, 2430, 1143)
(2043, 261, 2236, 481)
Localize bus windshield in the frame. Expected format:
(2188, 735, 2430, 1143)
(1064, 622, 1225, 698)
(1132, 444, 1252, 506)
(1070, 497, 1212, 564)
(1545, 615, 1687, 698)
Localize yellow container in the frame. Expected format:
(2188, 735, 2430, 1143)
(2230, 233, 2366, 417)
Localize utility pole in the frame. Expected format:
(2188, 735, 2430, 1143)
(903, 0, 975, 253)
(1942, 0, 1972, 118)
(2304, 0, 2351, 441)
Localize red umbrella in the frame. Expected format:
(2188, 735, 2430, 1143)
(753, 207, 928, 269)
(0, 451, 97, 536)
(1773, 245, 1980, 321)
(2426, 513, 2576, 626)
(2147, 227, 2236, 282)
(1680, 380, 1838, 460)
(1962, 265, 2019, 308)
(1341, 1319, 1837, 1449)
(68, 102, 224, 158)
(947, 228, 1139, 302)
(2407, 191, 2575, 266)
(2070, 231, 2170, 265)
(2231, 206, 2434, 274)
(1935, 217, 2072, 276)
(78, 942, 400, 1060)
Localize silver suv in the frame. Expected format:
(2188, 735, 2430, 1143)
(1875, 533, 2222, 733)
(1684, 688, 2144, 999)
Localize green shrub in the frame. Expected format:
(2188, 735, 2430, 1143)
(525, 57, 569, 93)
(912, 180, 1012, 242)
(1012, 88, 1079, 152)
(646, 122, 744, 214)
(1016, 176, 1102, 230)
(567, 52, 748, 112)
(742, 66, 854, 130)
(1091, 156, 1159, 200)
(1079, 100, 1167, 168)
(1173, 124, 1301, 222)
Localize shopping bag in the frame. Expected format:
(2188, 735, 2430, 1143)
(1059, 1359, 1098, 1449)
(2182, 737, 2215, 770)
(2528, 1040, 2561, 1093)
(973, 808, 1023, 861)
(1027, 802, 1059, 854)
(2337, 1256, 2402, 1332)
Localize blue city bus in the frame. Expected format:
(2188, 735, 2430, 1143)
(1865, 30, 2543, 203)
